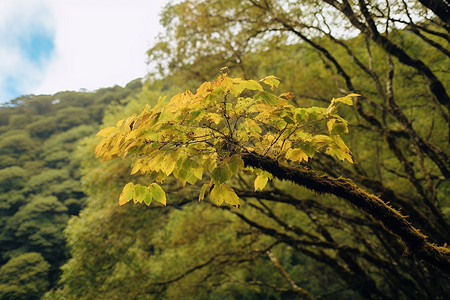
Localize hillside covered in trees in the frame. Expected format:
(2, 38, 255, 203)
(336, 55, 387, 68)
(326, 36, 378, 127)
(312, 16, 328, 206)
(0, 80, 143, 299)
(1, 0, 449, 299)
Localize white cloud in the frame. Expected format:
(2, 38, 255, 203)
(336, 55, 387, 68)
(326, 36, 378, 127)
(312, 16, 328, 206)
(35, 0, 170, 94)
(0, 0, 170, 101)
(0, 0, 55, 102)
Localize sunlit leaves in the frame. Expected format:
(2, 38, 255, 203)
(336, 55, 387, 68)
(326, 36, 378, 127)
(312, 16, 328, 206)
(327, 119, 349, 135)
(134, 185, 152, 205)
(255, 91, 279, 105)
(210, 184, 240, 207)
(260, 75, 280, 91)
(327, 94, 358, 114)
(230, 78, 263, 96)
(285, 148, 309, 163)
(254, 170, 272, 191)
(149, 183, 167, 206)
(96, 127, 118, 137)
(118, 182, 166, 206)
(96, 74, 356, 208)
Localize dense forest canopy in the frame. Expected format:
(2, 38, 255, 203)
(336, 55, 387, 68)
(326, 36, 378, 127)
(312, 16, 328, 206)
(0, 0, 448, 299)
(0, 80, 143, 299)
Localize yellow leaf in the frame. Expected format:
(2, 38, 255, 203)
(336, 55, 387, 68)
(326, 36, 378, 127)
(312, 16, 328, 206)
(119, 182, 134, 206)
(207, 113, 223, 125)
(94, 139, 107, 157)
(116, 119, 125, 127)
(191, 166, 203, 180)
(329, 136, 354, 163)
(210, 184, 240, 207)
(279, 92, 294, 100)
(96, 127, 117, 137)
(327, 119, 336, 134)
(130, 161, 141, 175)
(254, 174, 268, 191)
(260, 75, 280, 91)
(198, 183, 209, 202)
(347, 93, 361, 97)
(285, 148, 309, 163)
(148, 151, 165, 172)
(230, 78, 263, 96)
(161, 152, 177, 176)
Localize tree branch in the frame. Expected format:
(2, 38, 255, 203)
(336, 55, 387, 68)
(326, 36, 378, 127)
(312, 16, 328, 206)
(266, 250, 314, 299)
(241, 151, 450, 275)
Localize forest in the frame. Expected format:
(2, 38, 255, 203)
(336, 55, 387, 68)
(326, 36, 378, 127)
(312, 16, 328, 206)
(0, 0, 449, 299)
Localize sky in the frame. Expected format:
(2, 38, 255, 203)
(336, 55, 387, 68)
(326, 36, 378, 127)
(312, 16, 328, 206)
(0, 0, 171, 103)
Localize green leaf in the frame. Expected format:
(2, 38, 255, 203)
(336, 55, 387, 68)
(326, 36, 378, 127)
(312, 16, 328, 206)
(282, 115, 295, 124)
(133, 185, 152, 206)
(143, 192, 152, 206)
(255, 91, 279, 105)
(298, 141, 317, 157)
(229, 154, 244, 175)
(305, 107, 327, 121)
(190, 109, 206, 121)
(230, 79, 263, 96)
(149, 183, 166, 206)
(327, 119, 348, 135)
(186, 172, 198, 185)
(133, 185, 149, 204)
(119, 182, 134, 206)
(211, 163, 232, 184)
(294, 108, 308, 122)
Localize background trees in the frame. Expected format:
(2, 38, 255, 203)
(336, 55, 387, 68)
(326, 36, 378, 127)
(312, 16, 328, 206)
(0, 0, 447, 299)
(0, 252, 50, 300)
(87, 0, 450, 298)
(0, 81, 143, 295)
(148, 0, 449, 245)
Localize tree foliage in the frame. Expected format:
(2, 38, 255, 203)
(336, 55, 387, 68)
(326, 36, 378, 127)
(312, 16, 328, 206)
(96, 72, 449, 274)
(96, 74, 355, 207)
(0, 79, 143, 293)
(0, 252, 50, 300)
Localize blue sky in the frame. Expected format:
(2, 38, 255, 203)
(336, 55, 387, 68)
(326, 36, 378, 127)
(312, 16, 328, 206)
(0, 0, 169, 104)
(19, 29, 55, 65)
(2, 26, 55, 101)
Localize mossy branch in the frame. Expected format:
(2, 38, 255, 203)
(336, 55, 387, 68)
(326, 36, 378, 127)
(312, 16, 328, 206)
(242, 151, 450, 275)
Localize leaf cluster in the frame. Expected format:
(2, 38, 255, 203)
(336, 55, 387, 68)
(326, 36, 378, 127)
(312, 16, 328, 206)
(96, 74, 356, 208)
